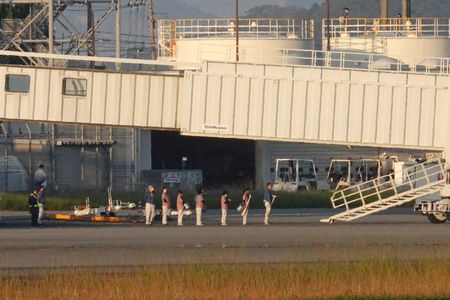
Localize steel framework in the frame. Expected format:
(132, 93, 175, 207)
(0, 0, 156, 68)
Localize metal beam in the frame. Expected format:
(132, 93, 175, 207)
(0, 29, 40, 65)
(1, 5, 48, 51)
(56, 12, 81, 36)
(0, 49, 200, 68)
(64, 6, 115, 56)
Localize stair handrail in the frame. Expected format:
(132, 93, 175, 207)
(330, 160, 446, 210)
(331, 164, 444, 208)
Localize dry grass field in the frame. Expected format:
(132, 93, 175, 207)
(2, 260, 450, 300)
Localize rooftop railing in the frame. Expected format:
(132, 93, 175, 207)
(188, 44, 450, 76)
(158, 18, 314, 41)
(322, 17, 450, 38)
(1, 46, 449, 77)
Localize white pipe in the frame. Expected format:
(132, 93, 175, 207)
(0, 50, 200, 68)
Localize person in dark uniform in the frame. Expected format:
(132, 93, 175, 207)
(263, 182, 275, 225)
(28, 188, 40, 227)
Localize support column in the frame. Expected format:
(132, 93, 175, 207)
(402, 0, 411, 19)
(108, 127, 113, 191)
(380, 0, 388, 19)
(139, 129, 152, 172)
(255, 141, 272, 189)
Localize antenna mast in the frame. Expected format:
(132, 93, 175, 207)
(147, 0, 156, 60)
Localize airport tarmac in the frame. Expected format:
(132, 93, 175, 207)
(0, 208, 449, 270)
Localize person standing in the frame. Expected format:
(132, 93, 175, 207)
(161, 186, 171, 225)
(37, 185, 45, 225)
(263, 182, 274, 225)
(33, 164, 47, 187)
(241, 188, 251, 226)
(28, 188, 40, 227)
(195, 187, 205, 226)
(34, 164, 47, 225)
(176, 190, 185, 226)
(220, 191, 230, 226)
(144, 184, 155, 225)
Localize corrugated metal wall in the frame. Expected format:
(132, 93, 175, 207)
(0, 66, 182, 129)
(182, 61, 449, 151)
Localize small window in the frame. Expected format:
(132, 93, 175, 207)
(62, 78, 87, 97)
(5, 74, 30, 93)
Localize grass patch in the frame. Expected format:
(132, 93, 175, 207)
(1, 260, 450, 299)
(0, 190, 333, 211)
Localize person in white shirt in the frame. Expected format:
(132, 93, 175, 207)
(33, 164, 47, 187)
(176, 190, 185, 226)
(241, 188, 251, 226)
(195, 187, 205, 226)
(220, 191, 230, 226)
(161, 186, 171, 226)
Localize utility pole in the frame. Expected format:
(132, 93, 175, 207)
(326, 0, 330, 51)
(115, 0, 121, 70)
(147, 0, 156, 60)
(87, 2, 95, 68)
(235, 0, 239, 61)
(48, 0, 53, 66)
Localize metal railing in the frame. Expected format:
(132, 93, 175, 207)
(322, 17, 450, 39)
(187, 44, 450, 75)
(158, 18, 314, 46)
(324, 37, 387, 54)
(330, 160, 446, 211)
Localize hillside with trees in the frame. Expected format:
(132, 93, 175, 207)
(244, 0, 450, 48)
(245, 0, 450, 19)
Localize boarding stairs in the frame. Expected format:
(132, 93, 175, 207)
(320, 160, 447, 223)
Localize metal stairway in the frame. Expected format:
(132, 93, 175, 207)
(320, 160, 446, 223)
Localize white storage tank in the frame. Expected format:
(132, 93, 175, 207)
(322, 17, 450, 65)
(158, 18, 315, 66)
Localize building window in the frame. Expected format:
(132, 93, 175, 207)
(62, 78, 87, 97)
(5, 74, 30, 93)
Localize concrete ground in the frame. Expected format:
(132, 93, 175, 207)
(0, 208, 449, 270)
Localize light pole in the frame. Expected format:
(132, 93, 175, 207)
(235, 0, 239, 61)
(326, 0, 330, 51)
(147, 0, 156, 60)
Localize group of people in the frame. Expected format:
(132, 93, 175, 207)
(27, 164, 47, 226)
(143, 182, 276, 226)
(25, 164, 276, 227)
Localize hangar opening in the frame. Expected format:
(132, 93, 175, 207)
(151, 131, 255, 187)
